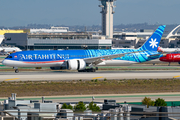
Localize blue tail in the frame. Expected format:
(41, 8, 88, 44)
(138, 25, 166, 51)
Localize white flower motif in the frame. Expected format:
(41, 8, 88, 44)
(149, 38, 158, 48)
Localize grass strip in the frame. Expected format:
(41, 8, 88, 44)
(0, 79, 180, 97)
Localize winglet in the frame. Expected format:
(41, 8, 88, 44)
(138, 25, 166, 51)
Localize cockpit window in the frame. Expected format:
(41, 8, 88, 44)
(5, 56, 13, 59)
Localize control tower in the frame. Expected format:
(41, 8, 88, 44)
(99, 0, 116, 39)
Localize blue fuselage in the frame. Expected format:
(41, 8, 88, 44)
(5, 49, 161, 63)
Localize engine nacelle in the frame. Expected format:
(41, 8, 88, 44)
(67, 59, 86, 70)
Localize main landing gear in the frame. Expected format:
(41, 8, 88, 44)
(78, 67, 98, 72)
(13, 67, 19, 73)
(168, 62, 171, 66)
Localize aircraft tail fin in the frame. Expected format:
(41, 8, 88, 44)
(138, 25, 166, 51)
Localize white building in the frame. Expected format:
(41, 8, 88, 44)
(166, 25, 180, 40)
(30, 26, 69, 33)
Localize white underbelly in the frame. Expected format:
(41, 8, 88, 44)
(97, 60, 138, 66)
(3, 60, 64, 67)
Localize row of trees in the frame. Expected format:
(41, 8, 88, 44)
(61, 97, 167, 112)
(61, 101, 100, 112)
(142, 97, 167, 108)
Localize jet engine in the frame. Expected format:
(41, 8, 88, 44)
(67, 59, 86, 70)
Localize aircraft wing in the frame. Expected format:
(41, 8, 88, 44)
(148, 50, 174, 58)
(84, 50, 145, 65)
(147, 52, 169, 58)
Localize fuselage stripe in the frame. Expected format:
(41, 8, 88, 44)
(23, 60, 65, 64)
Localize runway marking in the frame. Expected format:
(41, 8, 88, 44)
(92, 76, 103, 79)
(173, 75, 180, 78)
(4, 78, 20, 81)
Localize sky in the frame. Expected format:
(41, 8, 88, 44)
(0, 0, 179, 27)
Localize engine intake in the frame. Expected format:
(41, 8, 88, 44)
(67, 59, 86, 70)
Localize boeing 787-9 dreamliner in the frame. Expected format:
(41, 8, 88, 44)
(2, 25, 166, 73)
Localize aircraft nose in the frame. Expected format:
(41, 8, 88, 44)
(2, 59, 7, 66)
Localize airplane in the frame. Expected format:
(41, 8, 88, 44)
(157, 47, 180, 65)
(159, 53, 180, 65)
(158, 47, 180, 53)
(0, 46, 22, 55)
(2, 25, 166, 73)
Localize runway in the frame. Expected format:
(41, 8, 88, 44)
(1, 70, 180, 81)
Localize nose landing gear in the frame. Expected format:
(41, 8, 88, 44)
(15, 69, 19, 73)
(13, 67, 19, 73)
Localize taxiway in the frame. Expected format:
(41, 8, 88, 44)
(1, 70, 180, 81)
(1, 93, 180, 103)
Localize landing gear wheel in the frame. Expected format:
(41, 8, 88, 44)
(168, 62, 171, 66)
(78, 68, 96, 72)
(88, 68, 96, 72)
(78, 70, 85, 72)
(15, 69, 19, 73)
(96, 67, 98, 70)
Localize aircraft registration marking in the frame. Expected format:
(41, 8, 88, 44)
(5, 78, 20, 81)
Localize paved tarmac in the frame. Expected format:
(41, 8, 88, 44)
(1, 93, 180, 103)
(1, 70, 180, 81)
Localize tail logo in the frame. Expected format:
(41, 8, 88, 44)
(149, 38, 158, 48)
(138, 25, 166, 51)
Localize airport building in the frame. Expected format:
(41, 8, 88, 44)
(1, 93, 180, 120)
(0, 30, 26, 35)
(1, 29, 177, 50)
(1, 26, 111, 50)
(3, 32, 112, 50)
(112, 37, 170, 48)
(113, 30, 155, 48)
(112, 26, 180, 48)
(0, 29, 27, 44)
(30, 26, 69, 33)
(1, 25, 180, 50)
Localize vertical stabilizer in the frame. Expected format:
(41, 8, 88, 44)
(139, 25, 166, 51)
